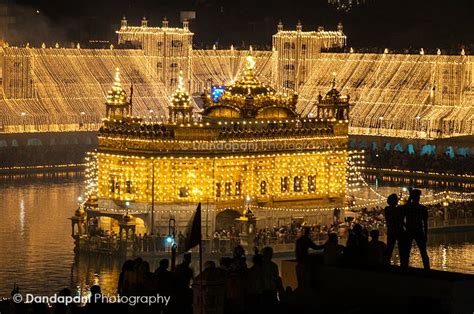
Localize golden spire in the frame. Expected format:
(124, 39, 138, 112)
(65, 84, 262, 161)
(113, 67, 122, 90)
(171, 70, 190, 108)
(177, 70, 185, 93)
(331, 71, 337, 89)
(245, 55, 256, 71)
(106, 68, 127, 105)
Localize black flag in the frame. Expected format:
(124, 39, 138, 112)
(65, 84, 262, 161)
(184, 203, 202, 252)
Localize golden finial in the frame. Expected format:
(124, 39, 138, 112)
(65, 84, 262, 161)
(113, 68, 122, 90)
(245, 55, 256, 70)
(177, 70, 185, 93)
(331, 72, 337, 89)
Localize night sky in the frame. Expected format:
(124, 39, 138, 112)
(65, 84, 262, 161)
(6, 0, 474, 51)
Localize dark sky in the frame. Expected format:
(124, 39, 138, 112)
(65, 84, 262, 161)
(6, 0, 474, 51)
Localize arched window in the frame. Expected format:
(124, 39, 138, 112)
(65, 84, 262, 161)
(393, 143, 404, 152)
(308, 175, 316, 192)
(126, 180, 132, 193)
(216, 183, 222, 197)
(179, 187, 189, 198)
(294, 176, 302, 192)
(27, 138, 42, 146)
(260, 180, 267, 195)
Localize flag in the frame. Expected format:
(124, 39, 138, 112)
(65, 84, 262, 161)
(183, 203, 202, 252)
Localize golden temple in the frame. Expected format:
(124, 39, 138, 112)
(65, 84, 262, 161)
(84, 54, 350, 236)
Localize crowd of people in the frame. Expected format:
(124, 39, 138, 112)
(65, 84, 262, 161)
(350, 200, 474, 230)
(4, 189, 473, 313)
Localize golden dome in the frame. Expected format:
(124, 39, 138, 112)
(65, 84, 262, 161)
(226, 55, 275, 97)
(202, 55, 298, 119)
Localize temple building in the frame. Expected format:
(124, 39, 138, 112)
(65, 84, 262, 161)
(83, 54, 351, 236)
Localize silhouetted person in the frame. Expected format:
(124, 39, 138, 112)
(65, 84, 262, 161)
(261, 247, 282, 306)
(174, 253, 194, 289)
(247, 254, 265, 310)
(384, 193, 407, 265)
(155, 259, 174, 295)
(367, 229, 387, 267)
(323, 233, 345, 266)
(173, 253, 194, 314)
(51, 288, 77, 314)
(227, 245, 249, 314)
(85, 285, 105, 312)
(117, 259, 134, 296)
(345, 224, 368, 267)
(295, 227, 324, 264)
(402, 189, 430, 269)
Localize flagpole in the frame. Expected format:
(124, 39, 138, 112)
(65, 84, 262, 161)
(199, 206, 204, 314)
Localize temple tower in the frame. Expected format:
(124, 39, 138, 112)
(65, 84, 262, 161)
(272, 21, 346, 93)
(169, 71, 193, 123)
(117, 17, 193, 94)
(105, 68, 130, 120)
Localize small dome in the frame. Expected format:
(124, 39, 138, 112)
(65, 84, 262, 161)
(226, 55, 275, 97)
(202, 54, 298, 119)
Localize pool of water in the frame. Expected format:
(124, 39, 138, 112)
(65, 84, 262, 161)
(0, 174, 473, 297)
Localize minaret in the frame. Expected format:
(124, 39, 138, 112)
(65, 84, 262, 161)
(121, 16, 128, 29)
(296, 20, 302, 32)
(169, 71, 193, 123)
(162, 17, 169, 28)
(277, 20, 283, 32)
(105, 68, 130, 121)
(182, 18, 189, 30)
(337, 22, 344, 33)
(141, 16, 148, 28)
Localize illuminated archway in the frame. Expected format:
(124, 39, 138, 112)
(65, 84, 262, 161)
(420, 144, 436, 156)
(445, 146, 454, 159)
(394, 143, 404, 152)
(215, 209, 241, 231)
(457, 147, 469, 157)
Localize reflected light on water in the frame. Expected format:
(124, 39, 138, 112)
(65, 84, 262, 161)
(0, 175, 473, 297)
(19, 198, 25, 236)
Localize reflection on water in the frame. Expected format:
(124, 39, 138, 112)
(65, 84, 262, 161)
(0, 174, 473, 297)
(0, 174, 83, 297)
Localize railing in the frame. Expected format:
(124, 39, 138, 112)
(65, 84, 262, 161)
(75, 233, 330, 256)
(0, 123, 100, 133)
(429, 217, 474, 229)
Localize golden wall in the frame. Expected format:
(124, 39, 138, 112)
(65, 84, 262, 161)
(96, 150, 347, 207)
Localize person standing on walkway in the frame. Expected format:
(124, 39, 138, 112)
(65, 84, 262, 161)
(383, 193, 408, 266)
(401, 189, 430, 270)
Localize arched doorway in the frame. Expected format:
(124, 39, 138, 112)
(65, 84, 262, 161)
(215, 209, 241, 232)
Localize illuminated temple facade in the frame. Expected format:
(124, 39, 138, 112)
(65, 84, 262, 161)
(88, 56, 350, 234)
(2, 17, 471, 138)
